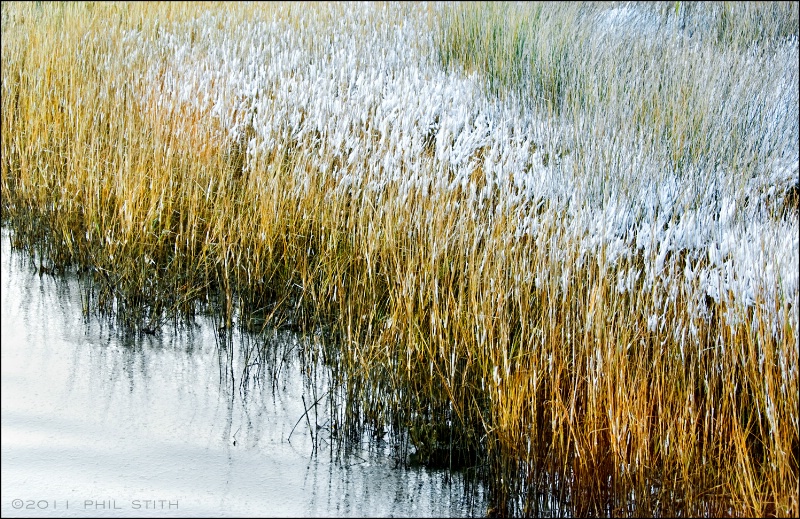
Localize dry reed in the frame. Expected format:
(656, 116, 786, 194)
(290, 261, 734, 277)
(1, 2, 797, 516)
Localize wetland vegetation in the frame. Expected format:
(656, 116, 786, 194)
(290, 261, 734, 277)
(1, 2, 798, 516)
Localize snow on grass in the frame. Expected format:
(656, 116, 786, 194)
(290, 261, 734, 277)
(117, 2, 797, 330)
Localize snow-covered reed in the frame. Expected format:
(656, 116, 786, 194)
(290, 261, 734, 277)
(2, 2, 797, 516)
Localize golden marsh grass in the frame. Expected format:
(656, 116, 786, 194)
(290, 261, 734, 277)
(2, 2, 798, 516)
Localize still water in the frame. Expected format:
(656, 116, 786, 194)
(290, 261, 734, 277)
(1, 229, 486, 517)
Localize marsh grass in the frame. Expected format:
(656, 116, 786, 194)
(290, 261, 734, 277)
(2, 2, 798, 516)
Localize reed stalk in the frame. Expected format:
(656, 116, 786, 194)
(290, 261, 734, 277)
(2, 2, 797, 516)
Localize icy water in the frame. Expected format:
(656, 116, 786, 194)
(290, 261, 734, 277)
(0, 229, 487, 517)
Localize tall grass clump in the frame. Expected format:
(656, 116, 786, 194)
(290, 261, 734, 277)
(437, 1, 799, 515)
(2, 2, 798, 516)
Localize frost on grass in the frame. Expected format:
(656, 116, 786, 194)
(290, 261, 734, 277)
(121, 2, 796, 330)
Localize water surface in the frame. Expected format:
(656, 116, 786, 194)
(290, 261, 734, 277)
(1, 229, 486, 517)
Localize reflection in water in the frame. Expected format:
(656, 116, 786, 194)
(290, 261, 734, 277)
(1, 229, 486, 517)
